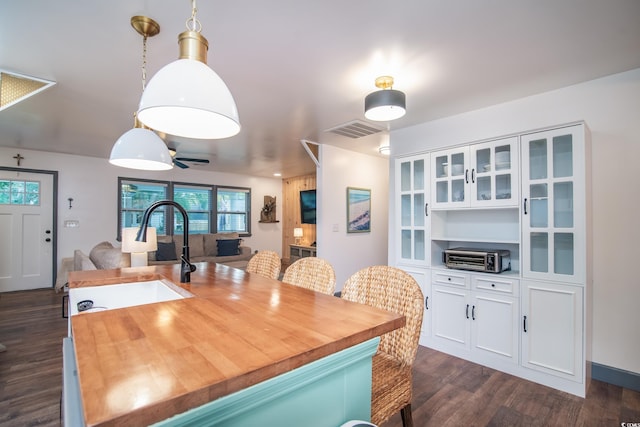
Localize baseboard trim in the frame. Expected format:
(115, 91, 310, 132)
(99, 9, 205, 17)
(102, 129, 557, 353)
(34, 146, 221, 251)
(592, 363, 640, 392)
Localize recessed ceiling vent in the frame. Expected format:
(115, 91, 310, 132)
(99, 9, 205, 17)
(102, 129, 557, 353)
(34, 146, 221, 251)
(325, 120, 384, 139)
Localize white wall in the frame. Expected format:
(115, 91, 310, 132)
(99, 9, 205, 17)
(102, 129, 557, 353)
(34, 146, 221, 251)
(317, 144, 389, 289)
(390, 68, 640, 375)
(0, 148, 283, 266)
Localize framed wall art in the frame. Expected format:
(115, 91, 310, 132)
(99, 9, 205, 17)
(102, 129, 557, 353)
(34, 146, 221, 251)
(346, 187, 371, 233)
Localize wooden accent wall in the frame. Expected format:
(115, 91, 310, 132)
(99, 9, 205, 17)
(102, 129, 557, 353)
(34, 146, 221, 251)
(282, 174, 316, 260)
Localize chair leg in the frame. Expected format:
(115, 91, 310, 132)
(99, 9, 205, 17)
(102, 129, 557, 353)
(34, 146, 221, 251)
(400, 403, 414, 427)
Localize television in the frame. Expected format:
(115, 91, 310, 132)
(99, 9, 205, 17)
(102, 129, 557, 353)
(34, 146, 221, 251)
(299, 189, 316, 224)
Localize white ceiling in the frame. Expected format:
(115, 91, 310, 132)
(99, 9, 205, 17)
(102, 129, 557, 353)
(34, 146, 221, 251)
(1, 0, 639, 178)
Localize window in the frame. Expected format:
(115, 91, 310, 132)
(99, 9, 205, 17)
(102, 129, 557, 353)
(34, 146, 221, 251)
(118, 178, 251, 238)
(216, 187, 251, 233)
(0, 179, 40, 205)
(173, 184, 212, 234)
(119, 179, 168, 234)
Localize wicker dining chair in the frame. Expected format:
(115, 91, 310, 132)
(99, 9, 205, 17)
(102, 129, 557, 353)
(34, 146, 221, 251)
(245, 250, 281, 280)
(282, 257, 336, 295)
(341, 266, 424, 427)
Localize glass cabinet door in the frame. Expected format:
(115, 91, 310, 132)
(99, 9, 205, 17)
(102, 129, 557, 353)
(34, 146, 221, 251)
(521, 125, 586, 283)
(396, 154, 430, 266)
(431, 147, 468, 209)
(469, 136, 519, 207)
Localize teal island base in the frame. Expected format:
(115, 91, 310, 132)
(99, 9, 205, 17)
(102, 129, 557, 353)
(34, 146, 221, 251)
(153, 338, 379, 427)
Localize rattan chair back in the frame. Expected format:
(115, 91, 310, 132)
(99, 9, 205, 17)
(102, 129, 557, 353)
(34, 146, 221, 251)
(341, 265, 424, 426)
(245, 250, 281, 280)
(282, 257, 336, 295)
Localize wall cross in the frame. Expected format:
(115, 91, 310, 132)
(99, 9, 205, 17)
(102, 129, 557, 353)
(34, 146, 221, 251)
(13, 153, 24, 166)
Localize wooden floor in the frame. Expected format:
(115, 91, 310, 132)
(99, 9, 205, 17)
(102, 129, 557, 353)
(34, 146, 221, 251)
(382, 344, 640, 427)
(0, 289, 67, 427)
(1, 289, 638, 427)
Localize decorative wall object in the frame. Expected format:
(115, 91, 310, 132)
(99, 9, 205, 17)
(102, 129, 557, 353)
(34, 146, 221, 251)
(346, 187, 371, 233)
(260, 196, 277, 223)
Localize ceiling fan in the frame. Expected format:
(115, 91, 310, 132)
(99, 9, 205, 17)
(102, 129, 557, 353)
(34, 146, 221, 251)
(168, 148, 210, 169)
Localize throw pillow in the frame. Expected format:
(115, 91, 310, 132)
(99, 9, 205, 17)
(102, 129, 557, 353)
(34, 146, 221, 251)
(217, 239, 241, 256)
(89, 241, 130, 269)
(156, 241, 178, 261)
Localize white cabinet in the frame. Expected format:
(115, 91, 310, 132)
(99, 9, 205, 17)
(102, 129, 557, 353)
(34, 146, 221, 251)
(399, 266, 431, 344)
(431, 270, 470, 350)
(432, 146, 469, 209)
(391, 122, 591, 397)
(395, 154, 430, 266)
(430, 269, 519, 365)
(431, 137, 519, 209)
(521, 280, 584, 383)
(521, 124, 588, 284)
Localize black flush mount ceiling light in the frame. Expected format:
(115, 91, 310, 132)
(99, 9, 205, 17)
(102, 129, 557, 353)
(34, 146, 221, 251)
(364, 76, 406, 122)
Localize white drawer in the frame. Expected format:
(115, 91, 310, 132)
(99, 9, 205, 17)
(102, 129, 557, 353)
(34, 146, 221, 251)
(431, 269, 469, 288)
(472, 276, 519, 296)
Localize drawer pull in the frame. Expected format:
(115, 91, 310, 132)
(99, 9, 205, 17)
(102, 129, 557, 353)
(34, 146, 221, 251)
(447, 277, 451, 281)
(491, 283, 496, 287)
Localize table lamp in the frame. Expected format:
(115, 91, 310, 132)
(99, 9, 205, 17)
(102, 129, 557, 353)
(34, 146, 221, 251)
(293, 227, 303, 245)
(122, 226, 157, 267)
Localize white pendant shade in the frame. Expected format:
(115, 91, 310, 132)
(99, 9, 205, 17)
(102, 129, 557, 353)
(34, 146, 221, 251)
(137, 59, 240, 139)
(109, 127, 173, 170)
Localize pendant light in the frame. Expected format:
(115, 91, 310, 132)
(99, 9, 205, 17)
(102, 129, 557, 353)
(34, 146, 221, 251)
(137, 0, 240, 140)
(364, 76, 406, 122)
(109, 16, 173, 171)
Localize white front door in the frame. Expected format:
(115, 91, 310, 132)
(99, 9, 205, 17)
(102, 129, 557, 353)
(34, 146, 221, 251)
(0, 170, 54, 291)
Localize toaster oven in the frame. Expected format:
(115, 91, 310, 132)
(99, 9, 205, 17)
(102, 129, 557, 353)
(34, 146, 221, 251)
(443, 248, 511, 273)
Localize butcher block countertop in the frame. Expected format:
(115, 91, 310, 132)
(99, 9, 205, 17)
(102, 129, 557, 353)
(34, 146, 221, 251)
(68, 262, 404, 427)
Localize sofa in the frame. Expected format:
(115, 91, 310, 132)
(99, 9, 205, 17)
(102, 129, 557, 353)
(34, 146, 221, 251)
(148, 232, 252, 265)
(72, 233, 252, 271)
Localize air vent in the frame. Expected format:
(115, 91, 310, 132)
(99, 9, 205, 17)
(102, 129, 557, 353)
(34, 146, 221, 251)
(325, 120, 384, 139)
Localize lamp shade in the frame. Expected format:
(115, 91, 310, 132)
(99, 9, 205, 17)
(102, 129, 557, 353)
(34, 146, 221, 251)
(122, 227, 157, 267)
(109, 128, 173, 170)
(293, 228, 303, 238)
(364, 89, 406, 121)
(138, 59, 240, 139)
(122, 227, 157, 253)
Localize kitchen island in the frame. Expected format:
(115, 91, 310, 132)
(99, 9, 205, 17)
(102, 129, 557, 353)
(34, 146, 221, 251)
(67, 262, 404, 426)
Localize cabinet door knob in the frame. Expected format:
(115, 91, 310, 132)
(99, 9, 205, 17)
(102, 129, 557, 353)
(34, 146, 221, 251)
(465, 169, 469, 184)
(425, 296, 429, 310)
(424, 202, 429, 217)
(491, 283, 496, 287)
(466, 304, 469, 319)
(523, 198, 528, 215)
(523, 315, 528, 332)
(472, 305, 476, 320)
(471, 168, 476, 183)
